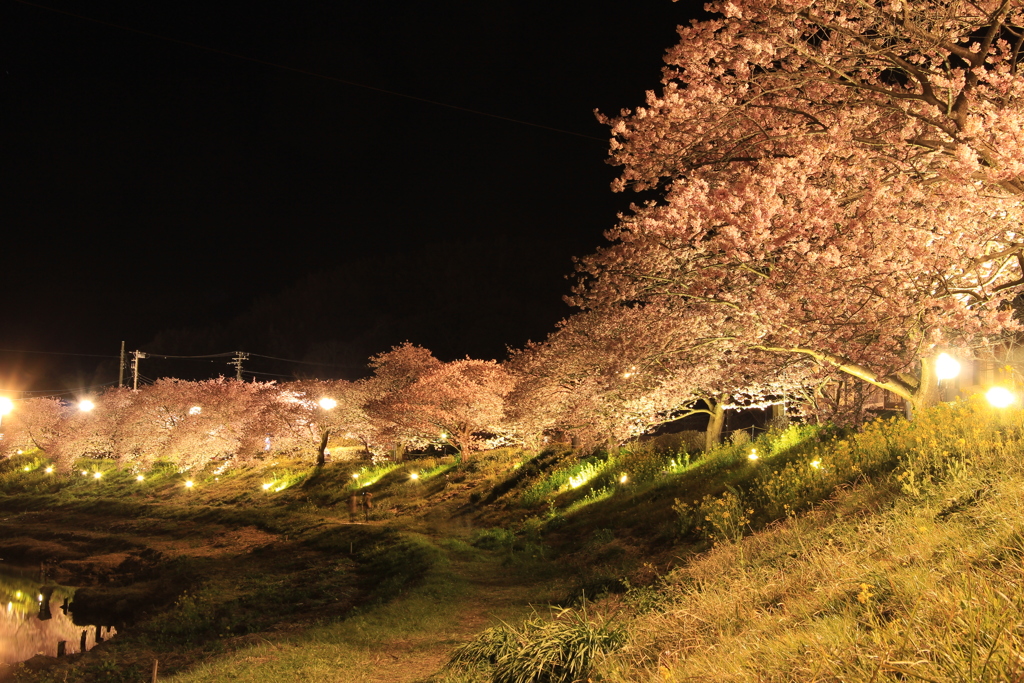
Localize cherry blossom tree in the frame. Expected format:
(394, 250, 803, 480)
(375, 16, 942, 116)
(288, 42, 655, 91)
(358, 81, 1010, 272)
(363, 343, 445, 457)
(89, 379, 284, 470)
(382, 359, 514, 457)
(0, 398, 78, 469)
(577, 0, 1024, 415)
(272, 379, 374, 465)
(508, 306, 813, 449)
(363, 344, 514, 457)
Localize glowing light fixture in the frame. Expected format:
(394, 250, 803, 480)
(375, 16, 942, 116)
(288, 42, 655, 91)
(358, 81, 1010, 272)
(409, 472, 419, 481)
(935, 353, 961, 381)
(78, 399, 96, 412)
(189, 406, 202, 415)
(262, 482, 272, 490)
(351, 473, 359, 480)
(93, 471, 102, 479)
(80, 470, 88, 476)
(136, 474, 145, 482)
(318, 397, 337, 410)
(748, 448, 759, 461)
(184, 480, 194, 489)
(0, 397, 13, 416)
(986, 386, 1016, 408)
(22, 466, 30, 472)
(45, 466, 54, 474)
(619, 473, 629, 484)
(810, 459, 822, 470)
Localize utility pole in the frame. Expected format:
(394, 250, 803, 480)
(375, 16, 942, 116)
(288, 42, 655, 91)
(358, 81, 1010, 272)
(229, 352, 248, 381)
(118, 341, 126, 388)
(131, 350, 146, 391)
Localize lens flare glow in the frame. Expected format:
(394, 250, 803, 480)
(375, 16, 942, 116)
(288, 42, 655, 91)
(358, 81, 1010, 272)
(986, 387, 1016, 408)
(935, 353, 961, 381)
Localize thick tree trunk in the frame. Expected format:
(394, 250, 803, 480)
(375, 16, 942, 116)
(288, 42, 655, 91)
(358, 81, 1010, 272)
(909, 355, 940, 417)
(316, 428, 331, 467)
(705, 395, 728, 451)
(758, 345, 944, 421)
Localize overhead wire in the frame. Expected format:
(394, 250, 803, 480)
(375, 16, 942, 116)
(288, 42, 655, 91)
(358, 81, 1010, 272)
(247, 353, 364, 369)
(142, 352, 235, 359)
(0, 348, 119, 359)
(0, 381, 120, 398)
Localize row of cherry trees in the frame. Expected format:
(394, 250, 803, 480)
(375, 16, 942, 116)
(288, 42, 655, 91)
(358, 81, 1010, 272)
(0, 345, 519, 471)
(0, 329, 863, 473)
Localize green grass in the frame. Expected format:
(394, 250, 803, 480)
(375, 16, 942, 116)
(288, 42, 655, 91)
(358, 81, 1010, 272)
(8, 400, 1024, 683)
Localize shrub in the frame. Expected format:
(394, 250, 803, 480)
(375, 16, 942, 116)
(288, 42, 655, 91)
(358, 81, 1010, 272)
(447, 605, 626, 683)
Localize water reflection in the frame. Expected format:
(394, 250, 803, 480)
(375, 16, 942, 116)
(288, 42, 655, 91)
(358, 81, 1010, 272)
(0, 566, 116, 664)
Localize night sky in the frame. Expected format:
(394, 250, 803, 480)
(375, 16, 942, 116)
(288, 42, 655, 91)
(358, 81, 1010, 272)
(1, 0, 704, 393)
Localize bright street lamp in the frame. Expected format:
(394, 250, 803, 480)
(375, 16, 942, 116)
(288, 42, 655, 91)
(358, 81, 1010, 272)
(78, 399, 96, 412)
(935, 353, 961, 381)
(0, 397, 13, 428)
(318, 397, 337, 410)
(986, 386, 1016, 409)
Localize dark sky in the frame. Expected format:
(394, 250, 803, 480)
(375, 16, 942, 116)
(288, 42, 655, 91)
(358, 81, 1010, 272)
(0, 0, 703, 393)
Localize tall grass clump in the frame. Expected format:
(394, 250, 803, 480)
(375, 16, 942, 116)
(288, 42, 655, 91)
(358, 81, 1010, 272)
(345, 461, 401, 490)
(520, 454, 617, 508)
(446, 605, 625, 683)
(417, 457, 457, 481)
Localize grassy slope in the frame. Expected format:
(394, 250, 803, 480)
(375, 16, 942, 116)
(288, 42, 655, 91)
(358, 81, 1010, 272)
(3, 399, 1024, 682)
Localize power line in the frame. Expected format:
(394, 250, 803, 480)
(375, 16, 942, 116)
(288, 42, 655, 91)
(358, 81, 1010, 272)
(1, 381, 120, 398)
(247, 353, 364, 369)
(243, 370, 298, 379)
(142, 352, 235, 359)
(0, 348, 118, 359)
(138, 350, 363, 369)
(11, 0, 606, 143)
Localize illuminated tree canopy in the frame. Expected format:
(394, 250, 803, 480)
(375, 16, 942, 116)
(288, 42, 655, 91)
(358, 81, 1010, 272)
(575, 0, 1024, 412)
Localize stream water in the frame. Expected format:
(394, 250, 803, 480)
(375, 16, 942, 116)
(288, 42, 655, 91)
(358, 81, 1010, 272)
(0, 565, 116, 665)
